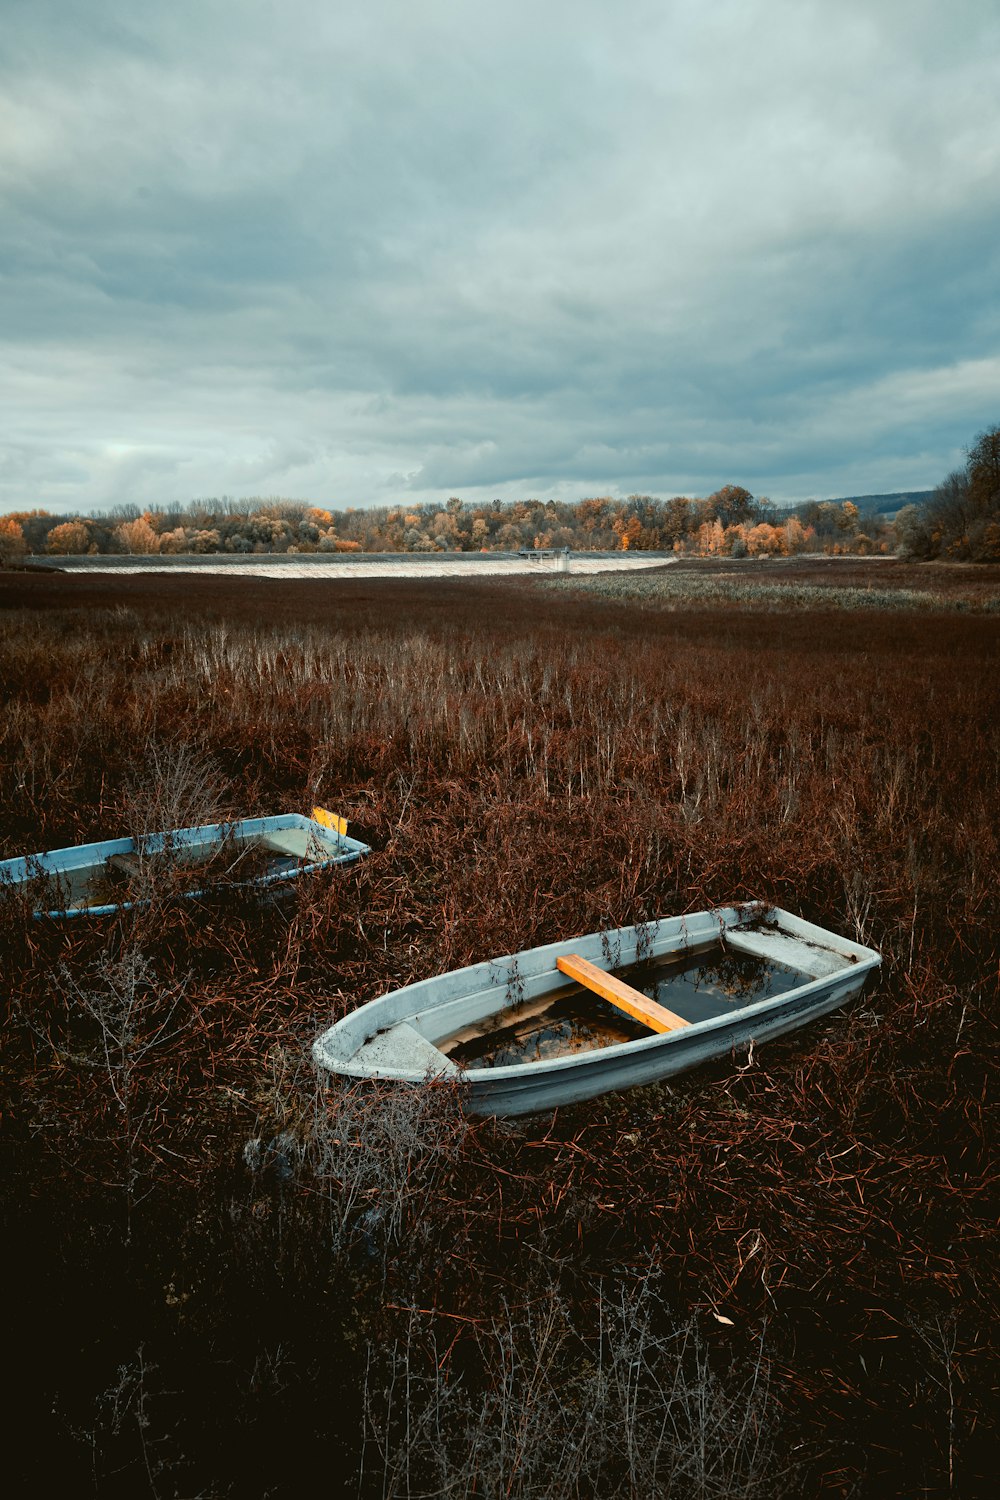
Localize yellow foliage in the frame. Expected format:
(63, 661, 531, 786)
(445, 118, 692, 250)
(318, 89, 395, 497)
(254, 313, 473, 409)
(0, 517, 27, 563)
(46, 521, 91, 555)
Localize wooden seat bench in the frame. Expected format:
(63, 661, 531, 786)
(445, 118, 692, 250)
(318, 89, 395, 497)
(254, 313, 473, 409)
(556, 953, 691, 1034)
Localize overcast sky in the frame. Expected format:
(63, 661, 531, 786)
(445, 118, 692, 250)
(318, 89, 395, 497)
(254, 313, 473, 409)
(2, 0, 999, 515)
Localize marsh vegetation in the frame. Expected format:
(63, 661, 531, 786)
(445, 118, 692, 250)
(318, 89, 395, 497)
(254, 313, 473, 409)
(1, 563, 998, 1495)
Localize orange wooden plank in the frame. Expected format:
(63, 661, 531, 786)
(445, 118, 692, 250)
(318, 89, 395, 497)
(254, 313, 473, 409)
(556, 953, 691, 1033)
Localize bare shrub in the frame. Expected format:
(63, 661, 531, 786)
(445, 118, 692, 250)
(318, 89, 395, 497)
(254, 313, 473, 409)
(908, 1308, 961, 1494)
(72, 1345, 218, 1500)
(361, 1274, 785, 1500)
(110, 743, 233, 909)
(309, 1078, 471, 1257)
(120, 741, 227, 840)
(43, 950, 192, 1238)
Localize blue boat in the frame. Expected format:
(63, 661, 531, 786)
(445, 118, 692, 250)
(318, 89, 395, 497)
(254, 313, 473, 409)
(313, 905, 881, 1116)
(0, 809, 370, 918)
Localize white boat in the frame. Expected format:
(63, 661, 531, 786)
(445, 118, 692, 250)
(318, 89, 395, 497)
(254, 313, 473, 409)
(0, 809, 370, 918)
(313, 905, 881, 1116)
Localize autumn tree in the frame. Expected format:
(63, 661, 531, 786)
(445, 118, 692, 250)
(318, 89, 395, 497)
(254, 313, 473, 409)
(189, 529, 221, 553)
(0, 517, 27, 565)
(925, 473, 973, 557)
(46, 520, 91, 554)
(837, 500, 860, 533)
(980, 520, 1000, 560)
(5, 510, 52, 552)
(661, 496, 693, 548)
(745, 522, 785, 557)
(114, 516, 159, 554)
(783, 515, 808, 553)
(967, 425, 1000, 510)
(963, 425, 1000, 556)
(613, 514, 642, 550)
(576, 497, 608, 535)
(693, 520, 726, 555)
(707, 484, 756, 528)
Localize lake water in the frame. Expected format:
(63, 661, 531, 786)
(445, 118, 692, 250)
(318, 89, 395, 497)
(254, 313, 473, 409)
(41, 551, 673, 579)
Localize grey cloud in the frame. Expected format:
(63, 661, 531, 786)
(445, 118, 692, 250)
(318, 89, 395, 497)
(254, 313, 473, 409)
(2, 0, 1000, 513)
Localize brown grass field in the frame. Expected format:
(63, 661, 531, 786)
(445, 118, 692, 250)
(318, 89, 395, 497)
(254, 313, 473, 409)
(2, 559, 998, 1497)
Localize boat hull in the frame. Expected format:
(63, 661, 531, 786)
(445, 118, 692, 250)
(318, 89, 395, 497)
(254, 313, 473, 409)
(457, 968, 863, 1114)
(313, 906, 881, 1116)
(0, 813, 370, 918)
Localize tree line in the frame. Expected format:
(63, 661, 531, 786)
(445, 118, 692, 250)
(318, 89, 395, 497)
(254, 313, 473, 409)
(0, 484, 888, 563)
(894, 425, 1000, 561)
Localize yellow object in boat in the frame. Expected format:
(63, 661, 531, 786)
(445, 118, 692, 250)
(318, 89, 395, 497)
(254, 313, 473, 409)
(312, 806, 348, 837)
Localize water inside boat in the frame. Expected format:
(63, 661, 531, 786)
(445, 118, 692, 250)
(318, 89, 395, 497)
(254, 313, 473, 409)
(442, 945, 812, 1069)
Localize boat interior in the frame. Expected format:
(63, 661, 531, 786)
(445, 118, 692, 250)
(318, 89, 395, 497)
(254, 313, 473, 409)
(17, 824, 347, 912)
(437, 942, 815, 1070)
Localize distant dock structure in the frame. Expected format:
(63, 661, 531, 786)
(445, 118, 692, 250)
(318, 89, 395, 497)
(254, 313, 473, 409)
(518, 546, 571, 572)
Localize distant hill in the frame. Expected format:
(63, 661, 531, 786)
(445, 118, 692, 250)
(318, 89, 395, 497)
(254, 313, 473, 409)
(822, 491, 935, 517)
